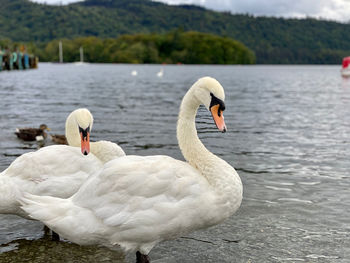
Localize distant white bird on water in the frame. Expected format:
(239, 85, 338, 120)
(157, 67, 164, 78)
(131, 70, 138, 76)
(20, 77, 242, 263)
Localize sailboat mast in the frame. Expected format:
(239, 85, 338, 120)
(80, 47, 84, 63)
(59, 41, 63, 63)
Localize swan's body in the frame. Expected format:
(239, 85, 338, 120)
(20, 77, 243, 262)
(90, 140, 125, 164)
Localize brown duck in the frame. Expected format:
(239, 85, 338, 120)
(51, 134, 68, 145)
(15, 124, 50, 141)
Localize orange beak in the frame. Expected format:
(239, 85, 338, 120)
(80, 131, 90, 155)
(210, 104, 227, 133)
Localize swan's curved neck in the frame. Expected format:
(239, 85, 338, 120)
(65, 116, 80, 147)
(177, 85, 242, 212)
(177, 87, 215, 174)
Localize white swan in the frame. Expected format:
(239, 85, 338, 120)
(20, 77, 243, 262)
(0, 108, 124, 220)
(65, 108, 125, 163)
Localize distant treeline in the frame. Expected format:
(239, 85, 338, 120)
(27, 31, 256, 64)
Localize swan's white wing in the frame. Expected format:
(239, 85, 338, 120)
(72, 155, 217, 243)
(91, 140, 126, 163)
(3, 145, 103, 197)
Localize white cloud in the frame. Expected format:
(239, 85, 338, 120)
(153, 0, 350, 22)
(30, 0, 83, 5)
(29, 0, 350, 22)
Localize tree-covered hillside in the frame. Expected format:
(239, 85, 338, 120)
(36, 31, 255, 64)
(1, 0, 350, 63)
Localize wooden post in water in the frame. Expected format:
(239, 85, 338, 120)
(0, 48, 3, 72)
(79, 46, 84, 63)
(59, 41, 63, 63)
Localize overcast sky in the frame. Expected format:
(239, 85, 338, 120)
(30, 0, 350, 22)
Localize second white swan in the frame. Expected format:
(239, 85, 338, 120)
(0, 108, 124, 220)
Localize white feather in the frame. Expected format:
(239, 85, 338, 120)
(35, 135, 44, 141)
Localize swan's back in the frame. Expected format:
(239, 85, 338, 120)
(68, 155, 230, 250)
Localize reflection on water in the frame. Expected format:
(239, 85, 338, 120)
(1, 64, 350, 262)
(341, 76, 350, 89)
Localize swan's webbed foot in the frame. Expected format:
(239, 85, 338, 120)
(136, 251, 150, 263)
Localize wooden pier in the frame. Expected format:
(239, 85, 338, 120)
(0, 50, 38, 71)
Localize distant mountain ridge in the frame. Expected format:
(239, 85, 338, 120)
(1, 0, 350, 63)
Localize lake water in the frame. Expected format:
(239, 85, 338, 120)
(0, 63, 350, 262)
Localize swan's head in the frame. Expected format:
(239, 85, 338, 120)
(193, 77, 227, 133)
(65, 108, 93, 155)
